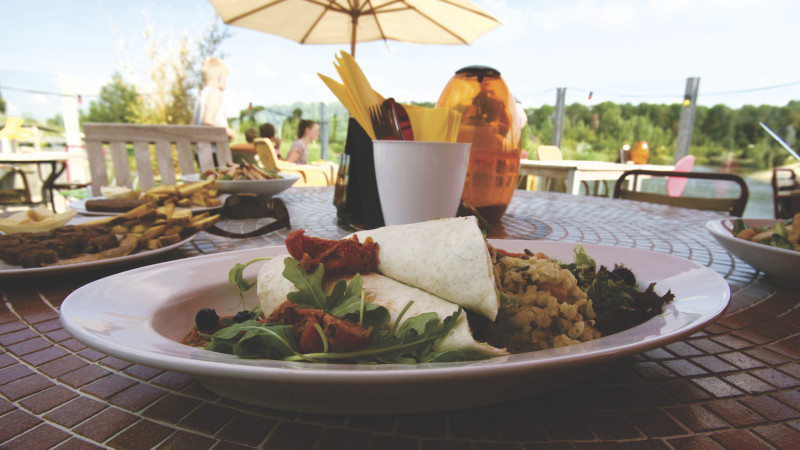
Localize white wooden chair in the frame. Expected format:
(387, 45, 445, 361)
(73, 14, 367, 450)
(84, 123, 232, 194)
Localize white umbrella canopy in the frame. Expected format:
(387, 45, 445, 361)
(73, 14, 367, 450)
(209, 0, 502, 57)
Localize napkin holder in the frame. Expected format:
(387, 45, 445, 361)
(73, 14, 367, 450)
(335, 118, 385, 229)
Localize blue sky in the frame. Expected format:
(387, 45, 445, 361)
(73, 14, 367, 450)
(2, 0, 798, 122)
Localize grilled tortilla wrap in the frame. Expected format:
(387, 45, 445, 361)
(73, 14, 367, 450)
(257, 256, 506, 357)
(349, 216, 499, 320)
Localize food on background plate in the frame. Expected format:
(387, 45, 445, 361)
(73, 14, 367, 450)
(201, 162, 282, 181)
(0, 206, 77, 234)
(732, 214, 800, 251)
(99, 185, 140, 200)
(183, 217, 674, 364)
(85, 180, 221, 213)
(0, 203, 220, 268)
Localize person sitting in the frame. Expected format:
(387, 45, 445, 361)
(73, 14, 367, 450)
(259, 123, 282, 160)
(245, 128, 257, 144)
(286, 120, 319, 165)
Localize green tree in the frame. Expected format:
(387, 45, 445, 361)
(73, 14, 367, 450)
(82, 72, 141, 123)
(0, 87, 5, 114)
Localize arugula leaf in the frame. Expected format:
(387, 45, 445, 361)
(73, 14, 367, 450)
(228, 258, 272, 310)
(733, 218, 747, 235)
(572, 245, 597, 270)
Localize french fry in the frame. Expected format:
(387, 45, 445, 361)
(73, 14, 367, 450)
(158, 234, 182, 247)
(139, 224, 167, 243)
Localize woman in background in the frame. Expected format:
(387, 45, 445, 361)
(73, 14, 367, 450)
(286, 120, 319, 165)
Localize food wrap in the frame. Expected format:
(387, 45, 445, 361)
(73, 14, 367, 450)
(349, 216, 500, 320)
(257, 256, 506, 357)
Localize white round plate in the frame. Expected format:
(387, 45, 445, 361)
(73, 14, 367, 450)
(213, 173, 300, 196)
(59, 240, 730, 415)
(0, 233, 198, 278)
(68, 195, 228, 216)
(707, 218, 800, 286)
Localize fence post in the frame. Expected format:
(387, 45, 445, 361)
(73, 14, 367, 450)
(552, 87, 566, 148)
(320, 102, 329, 160)
(675, 77, 700, 163)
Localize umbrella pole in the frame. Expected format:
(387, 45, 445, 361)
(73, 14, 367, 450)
(350, 15, 357, 57)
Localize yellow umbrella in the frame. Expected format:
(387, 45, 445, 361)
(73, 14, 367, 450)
(208, 0, 501, 57)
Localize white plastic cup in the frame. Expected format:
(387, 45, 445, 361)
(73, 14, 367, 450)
(372, 140, 471, 226)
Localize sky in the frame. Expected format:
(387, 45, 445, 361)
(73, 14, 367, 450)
(1, 0, 798, 122)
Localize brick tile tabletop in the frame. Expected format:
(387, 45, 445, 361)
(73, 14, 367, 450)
(1, 188, 798, 449)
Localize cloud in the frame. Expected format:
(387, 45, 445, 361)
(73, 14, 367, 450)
(28, 94, 50, 105)
(255, 62, 277, 78)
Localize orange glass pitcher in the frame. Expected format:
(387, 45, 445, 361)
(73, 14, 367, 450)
(631, 141, 650, 164)
(437, 66, 522, 222)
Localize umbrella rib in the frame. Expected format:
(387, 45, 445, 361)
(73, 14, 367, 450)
(439, 0, 502, 24)
(300, 1, 339, 44)
(226, 0, 289, 24)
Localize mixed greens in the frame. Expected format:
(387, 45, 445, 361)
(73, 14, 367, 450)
(562, 246, 674, 335)
(202, 258, 483, 363)
(733, 217, 798, 251)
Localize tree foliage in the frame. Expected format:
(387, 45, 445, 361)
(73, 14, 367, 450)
(82, 72, 141, 123)
(524, 101, 800, 170)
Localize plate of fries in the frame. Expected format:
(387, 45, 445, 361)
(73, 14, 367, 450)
(0, 203, 220, 277)
(193, 164, 300, 196)
(69, 180, 226, 216)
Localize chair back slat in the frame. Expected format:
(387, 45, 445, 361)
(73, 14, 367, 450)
(613, 169, 749, 216)
(83, 123, 231, 194)
(133, 141, 156, 192)
(109, 141, 131, 189)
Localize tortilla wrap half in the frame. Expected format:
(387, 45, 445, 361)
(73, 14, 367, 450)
(256, 256, 506, 357)
(349, 216, 499, 320)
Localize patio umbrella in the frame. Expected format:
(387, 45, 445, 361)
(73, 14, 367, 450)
(208, 0, 501, 57)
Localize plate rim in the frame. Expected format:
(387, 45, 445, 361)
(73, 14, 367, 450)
(68, 194, 229, 216)
(59, 240, 731, 382)
(706, 218, 800, 259)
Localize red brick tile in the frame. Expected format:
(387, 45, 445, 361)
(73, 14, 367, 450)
(718, 309, 771, 329)
(667, 435, 726, 450)
(449, 413, 500, 440)
(4, 423, 71, 449)
(212, 442, 254, 450)
(32, 318, 63, 333)
(642, 348, 673, 360)
(691, 377, 744, 399)
(0, 352, 16, 369)
(722, 373, 776, 394)
(710, 334, 753, 350)
(767, 340, 800, 360)
(660, 379, 713, 403)
(155, 430, 215, 449)
(745, 347, 791, 365)
(688, 339, 730, 355)
(108, 382, 167, 412)
(717, 352, 765, 370)
(630, 361, 677, 381)
(124, 364, 164, 381)
(666, 405, 728, 432)
(665, 341, 705, 357)
(615, 441, 669, 450)
(703, 323, 731, 335)
(624, 409, 687, 438)
(771, 389, 800, 410)
(18, 385, 79, 414)
(752, 368, 800, 389)
(96, 356, 132, 371)
(58, 364, 111, 388)
(16, 306, 59, 325)
(348, 415, 397, 432)
(627, 384, 676, 408)
(263, 422, 323, 450)
(690, 355, 738, 374)
(46, 328, 72, 343)
(39, 354, 88, 378)
(495, 413, 546, 442)
(318, 428, 371, 450)
(60, 338, 87, 352)
(6, 336, 51, 356)
(539, 410, 594, 440)
(589, 386, 641, 409)
(143, 393, 202, 423)
(0, 327, 37, 346)
(752, 423, 800, 449)
(77, 348, 106, 362)
(776, 362, 800, 379)
(0, 410, 43, 442)
(740, 395, 800, 421)
(179, 403, 238, 433)
(0, 373, 55, 401)
(731, 329, 772, 345)
(0, 396, 16, 415)
(80, 373, 137, 400)
(44, 396, 107, 428)
(217, 412, 277, 446)
(750, 320, 798, 340)
(53, 437, 108, 450)
(20, 345, 69, 366)
(0, 363, 33, 385)
(181, 380, 218, 401)
(662, 359, 707, 377)
(73, 407, 137, 442)
(582, 411, 641, 440)
(0, 319, 27, 335)
(107, 419, 174, 450)
(151, 371, 193, 390)
(706, 399, 767, 427)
